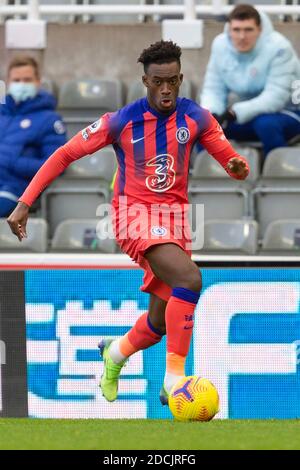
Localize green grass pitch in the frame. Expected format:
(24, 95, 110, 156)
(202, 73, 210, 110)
(0, 419, 300, 450)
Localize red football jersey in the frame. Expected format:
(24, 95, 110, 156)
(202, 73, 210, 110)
(19, 97, 246, 208)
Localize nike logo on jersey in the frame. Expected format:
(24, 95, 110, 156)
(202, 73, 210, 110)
(131, 136, 145, 144)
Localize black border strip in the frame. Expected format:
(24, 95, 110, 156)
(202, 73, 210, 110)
(0, 271, 28, 417)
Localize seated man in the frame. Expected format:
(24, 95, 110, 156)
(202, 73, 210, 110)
(0, 56, 66, 216)
(200, 4, 300, 158)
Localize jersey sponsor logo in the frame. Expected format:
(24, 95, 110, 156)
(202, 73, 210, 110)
(20, 119, 31, 129)
(88, 119, 102, 134)
(53, 120, 65, 135)
(146, 154, 176, 193)
(151, 226, 167, 237)
(176, 127, 190, 144)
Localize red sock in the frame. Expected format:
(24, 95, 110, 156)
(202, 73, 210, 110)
(119, 312, 163, 357)
(166, 287, 200, 358)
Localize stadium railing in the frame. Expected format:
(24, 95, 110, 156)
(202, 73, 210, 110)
(1, 0, 300, 22)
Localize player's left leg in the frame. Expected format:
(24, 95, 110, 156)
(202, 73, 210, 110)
(99, 294, 166, 402)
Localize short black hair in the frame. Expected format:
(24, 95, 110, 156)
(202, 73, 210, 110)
(228, 4, 261, 26)
(138, 40, 181, 73)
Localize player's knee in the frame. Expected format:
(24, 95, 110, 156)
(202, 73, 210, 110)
(175, 265, 202, 293)
(185, 270, 202, 293)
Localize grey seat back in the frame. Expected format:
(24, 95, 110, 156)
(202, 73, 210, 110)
(51, 218, 116, 253)
(262, 219, 300, 252)
(197, 219, 258, 255)
(191, 146, 260, 182)
(262, 147, 300, 178)
(59, 78, 123, 111)
(41, 180, 110, 237)
(58, 78, 123, 137)
(0, 218, 48, 252)
(65, 147, 117, 182)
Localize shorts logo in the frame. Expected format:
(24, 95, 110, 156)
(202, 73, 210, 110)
(88, 119, 102, 134)
(176, 127, 190, 144)
(151, 226, 167, 237)
(146, 154, 176, 193)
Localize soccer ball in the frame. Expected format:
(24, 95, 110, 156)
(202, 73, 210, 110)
(168, 376, 219, 422)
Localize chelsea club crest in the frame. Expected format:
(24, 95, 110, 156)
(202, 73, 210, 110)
(176, 127, 190, 144)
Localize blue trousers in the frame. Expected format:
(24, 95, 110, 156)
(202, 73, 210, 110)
(0, 186, 19, 217)
(0, 197, 17, 217)
(225, 111, 300, 157)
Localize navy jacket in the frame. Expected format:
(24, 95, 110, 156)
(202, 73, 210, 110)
(0, 90, 66, 196)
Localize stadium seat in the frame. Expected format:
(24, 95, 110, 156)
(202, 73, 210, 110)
(188, 183, 250, 223)
(58, 78, 123, 137)
(64, 146, 117, 180)
(41, 180, 110, 237)
(189, 147, 253, 223)
(251, 147, 300, 238)
(193, 219, 258, 255)
(127, 79, 193, 103)
(41, 77, 57, 97)
(262, 147, 300, 178)
(51, 218, 117, 253)
(0, 218, 48, 252)
(260, 219, 300, 254)
(191, 146, 260, 183)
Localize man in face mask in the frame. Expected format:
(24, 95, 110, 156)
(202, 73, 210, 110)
(0, 56, 66, 217)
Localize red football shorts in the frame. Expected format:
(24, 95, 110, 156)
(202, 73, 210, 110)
(113, 207, 192, 302)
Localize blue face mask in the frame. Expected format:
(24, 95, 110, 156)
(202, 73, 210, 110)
(8, 82, 37, 103)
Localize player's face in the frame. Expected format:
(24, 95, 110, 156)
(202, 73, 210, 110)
(229, 19, 261, 53)
(142, 61, 183, 114)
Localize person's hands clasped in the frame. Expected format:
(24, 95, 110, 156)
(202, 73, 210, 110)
(213, 109, 236, 129)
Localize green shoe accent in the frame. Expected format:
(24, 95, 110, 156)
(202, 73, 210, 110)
(98, 338, 126, 402)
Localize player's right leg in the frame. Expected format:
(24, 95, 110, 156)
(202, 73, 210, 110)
(99, 294, 166, 402)
(144, 243, 202, 399)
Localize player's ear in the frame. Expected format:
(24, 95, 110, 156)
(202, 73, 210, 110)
(179, 73, 183, 85)
(142, 75, 149, 88)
